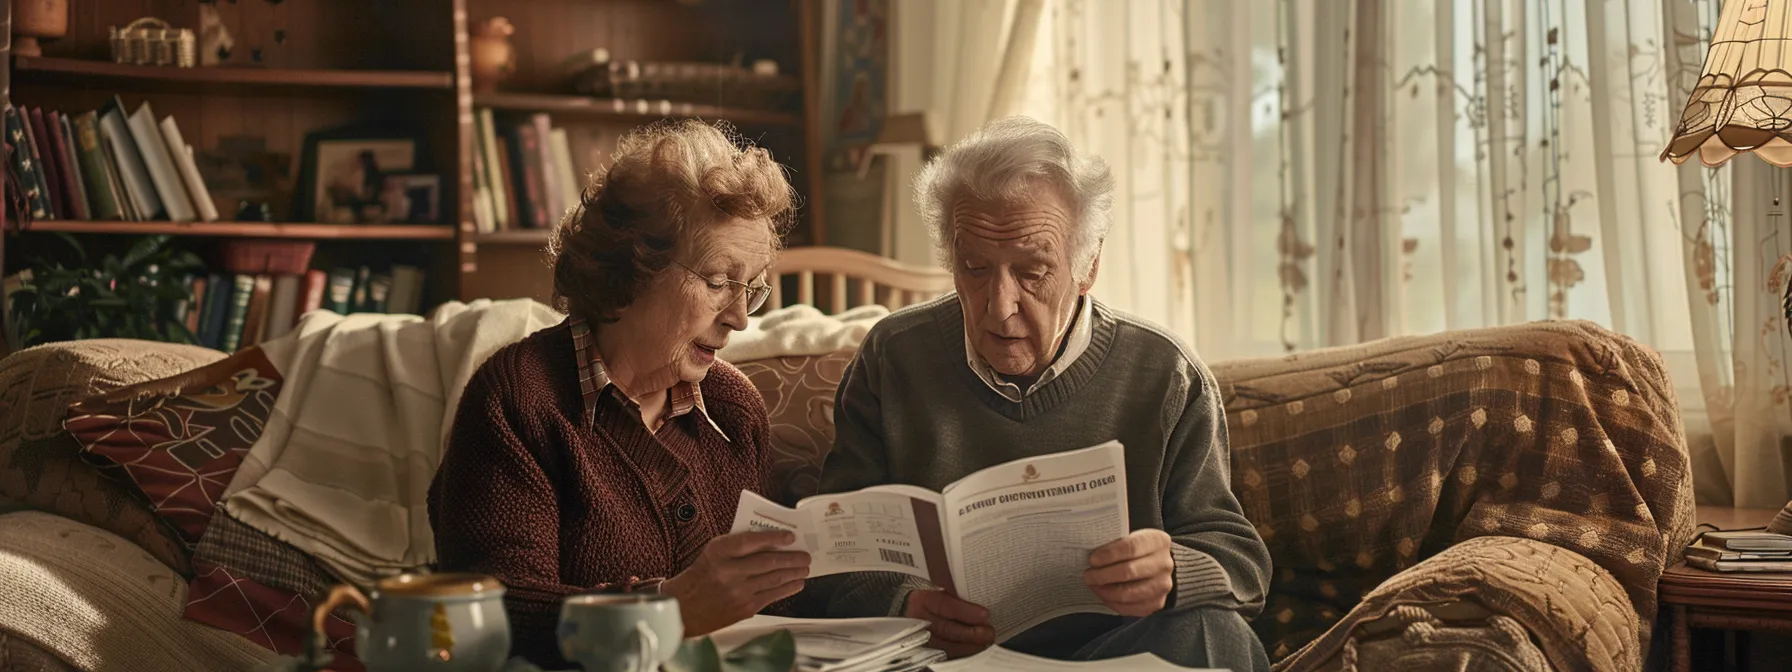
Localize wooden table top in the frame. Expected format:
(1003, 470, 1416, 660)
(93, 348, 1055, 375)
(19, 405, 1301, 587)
(1658, 506, 1792, 613)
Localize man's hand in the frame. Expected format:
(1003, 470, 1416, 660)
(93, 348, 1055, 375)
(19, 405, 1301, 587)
(904, 589, 995, 659)
(1084, 529, 1175, 617)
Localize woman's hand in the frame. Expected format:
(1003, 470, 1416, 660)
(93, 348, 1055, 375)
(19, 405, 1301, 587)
(661, 530, 811, 636)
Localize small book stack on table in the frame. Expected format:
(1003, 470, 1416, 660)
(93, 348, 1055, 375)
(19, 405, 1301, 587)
(1686, 530, 1792, 572)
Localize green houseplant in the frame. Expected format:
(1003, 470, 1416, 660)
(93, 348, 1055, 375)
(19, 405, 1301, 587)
(7, 233, 205, 348)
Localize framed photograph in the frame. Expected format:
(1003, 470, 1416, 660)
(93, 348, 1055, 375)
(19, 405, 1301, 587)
(295, 127, 423, 223)
(379, 173, 441, 224)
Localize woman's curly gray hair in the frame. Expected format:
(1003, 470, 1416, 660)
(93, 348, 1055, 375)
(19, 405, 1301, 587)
(912, 116, 1114, 280)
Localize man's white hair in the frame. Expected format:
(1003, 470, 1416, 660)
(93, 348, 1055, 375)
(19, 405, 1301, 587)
(913, 116, 1115, 281)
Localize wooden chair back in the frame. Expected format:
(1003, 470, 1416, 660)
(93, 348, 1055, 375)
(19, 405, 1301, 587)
(765, 246, 953, 314)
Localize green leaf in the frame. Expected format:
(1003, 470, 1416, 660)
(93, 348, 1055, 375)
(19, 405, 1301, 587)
(722, 630, 796, 672)
(665, 637, 724, 672)
(120, 235, 171, 271)
(51, 232, 88, 262)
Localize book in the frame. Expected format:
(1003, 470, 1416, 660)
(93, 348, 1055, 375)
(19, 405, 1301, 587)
(1684, 541, 1792, 562)
(27, 107, 69, 219)
(44, 111, 89, 220)
(20, 107, 58, 218)
(298, 269, 328, 322)
(98, 96, 163, 219)
(240, 275, 274, 348)
(1685, 555, 1792, 573)
(158, 116, 221, 222)
(549, 127, 582, 215)
(731, 442, 1130, 641)
(323, 268, 357, 315)
(127, 101, 197, 222)
(495, 134, 521, 228)
(365, 273, 393, 313)
(69, 112, 123, 221)
(98, 131, 139, 221)
(219, 274, 257, 353)
(185, 276, 209, 335)
(502, 121, 550, 228)
(56, 113, 93, 221)
(470, 119, 495, 234)
(476, 108, 510, 230)
(5, 106, 52, 220)
(200, 273, 232, 349)
(388, 265, 425, 316)
(1701, 530, 1792, 552)
(349, 266, 372, 312)
(264, 274, 302, 342)
(531, 114, 563, 226)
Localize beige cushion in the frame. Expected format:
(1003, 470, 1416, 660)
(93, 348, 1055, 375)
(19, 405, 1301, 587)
(0, 511, 274, 671)
(0, 340, 225, 574)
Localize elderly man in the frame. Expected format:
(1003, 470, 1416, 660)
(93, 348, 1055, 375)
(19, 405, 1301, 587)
(809, 116, 1270, 670)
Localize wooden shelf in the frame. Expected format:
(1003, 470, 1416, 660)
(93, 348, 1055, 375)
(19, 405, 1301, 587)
(13, 56, 454, 91)
(473, 229, 553, 245)
(23, 220, 458, 240)
(474, 92, 801, 127)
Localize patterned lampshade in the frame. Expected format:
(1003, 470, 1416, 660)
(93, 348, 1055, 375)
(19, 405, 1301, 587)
(1662, 0, 1792, 167)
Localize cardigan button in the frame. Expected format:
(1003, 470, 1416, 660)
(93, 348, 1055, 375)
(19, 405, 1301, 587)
(674, 503, 697, 522)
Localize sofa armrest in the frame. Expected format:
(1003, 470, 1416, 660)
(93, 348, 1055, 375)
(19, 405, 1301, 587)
(1274, 537, 1640, 672)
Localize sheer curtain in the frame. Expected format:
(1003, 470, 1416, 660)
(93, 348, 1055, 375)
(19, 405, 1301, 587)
(999, 0, 1790, 508)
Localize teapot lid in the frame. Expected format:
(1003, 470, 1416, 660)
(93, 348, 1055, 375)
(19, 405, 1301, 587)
(375, 573, 502, 597)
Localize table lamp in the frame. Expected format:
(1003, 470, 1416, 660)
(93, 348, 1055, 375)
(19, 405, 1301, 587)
(1660, 0, 1792, 536)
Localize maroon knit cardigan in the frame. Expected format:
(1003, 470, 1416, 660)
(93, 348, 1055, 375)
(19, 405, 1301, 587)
(428, 323, 773, 667)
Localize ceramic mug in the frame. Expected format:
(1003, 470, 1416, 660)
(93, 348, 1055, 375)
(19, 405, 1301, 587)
(312, 573, 510, 672)
(557, 593, 683, 672)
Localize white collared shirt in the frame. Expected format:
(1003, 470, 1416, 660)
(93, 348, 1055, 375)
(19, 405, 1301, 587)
(964, 296, 1094, 402)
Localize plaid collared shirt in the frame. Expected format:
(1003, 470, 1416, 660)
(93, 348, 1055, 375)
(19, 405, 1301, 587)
(568, 316, 730, 441)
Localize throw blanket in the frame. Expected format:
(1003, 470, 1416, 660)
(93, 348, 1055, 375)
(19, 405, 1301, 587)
(1212, 320, 1696, 668)
(718, 303, 889, 362)
(223, 299, 563, 588)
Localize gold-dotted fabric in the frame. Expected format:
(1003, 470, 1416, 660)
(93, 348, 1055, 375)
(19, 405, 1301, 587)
(1215, 320, 1694, 669)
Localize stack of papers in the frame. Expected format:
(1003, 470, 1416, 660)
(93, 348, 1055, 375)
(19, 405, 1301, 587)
(708, 615, 944, 672)
(929, 647, 1221, 671)
(1687, 530, 1792, 572)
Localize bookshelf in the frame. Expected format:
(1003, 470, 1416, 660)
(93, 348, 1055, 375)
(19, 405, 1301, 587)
(2, 0, 823, 350)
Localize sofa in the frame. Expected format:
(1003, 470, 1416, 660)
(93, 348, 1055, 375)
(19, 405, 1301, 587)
(0, 318, 1695, 672)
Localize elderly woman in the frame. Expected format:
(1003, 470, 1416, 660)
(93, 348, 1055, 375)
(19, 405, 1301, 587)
(429, 120, 810, 666)
(810, 116, 1271, 671)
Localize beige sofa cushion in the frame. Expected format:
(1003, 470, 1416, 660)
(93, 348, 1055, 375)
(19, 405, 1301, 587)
(0, 511, 273, 671)
(0, 340, 225, 574)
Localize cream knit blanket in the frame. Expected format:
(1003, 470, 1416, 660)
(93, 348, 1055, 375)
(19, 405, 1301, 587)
(223, 299, 563, 588)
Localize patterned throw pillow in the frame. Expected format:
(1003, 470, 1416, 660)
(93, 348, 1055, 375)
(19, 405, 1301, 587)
(733, 351, 853, 505)
(0, 339, 222, 574)
(64, 346, 281, 547)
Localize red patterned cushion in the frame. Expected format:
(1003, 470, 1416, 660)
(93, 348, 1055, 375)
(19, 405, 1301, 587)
(184, 559, 363, 672)
(63, 347, 281, 547)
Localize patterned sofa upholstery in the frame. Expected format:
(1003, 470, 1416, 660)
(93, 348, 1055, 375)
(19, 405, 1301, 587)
(0, 318, 1694, 672)
(737, 319, 1695, 672)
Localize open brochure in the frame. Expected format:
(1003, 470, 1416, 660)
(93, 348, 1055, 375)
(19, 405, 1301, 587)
(731, 441, 1129, 641)
(928, 647, 1217, 671)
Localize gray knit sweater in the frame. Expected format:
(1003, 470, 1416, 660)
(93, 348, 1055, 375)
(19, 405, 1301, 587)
(809, 294, 1270, 624)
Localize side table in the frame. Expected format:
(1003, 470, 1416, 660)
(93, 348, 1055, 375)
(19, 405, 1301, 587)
(1659, 506, 1792, 672)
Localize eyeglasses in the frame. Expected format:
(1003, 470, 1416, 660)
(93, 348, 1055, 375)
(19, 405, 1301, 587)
(674, 261, 773, 313)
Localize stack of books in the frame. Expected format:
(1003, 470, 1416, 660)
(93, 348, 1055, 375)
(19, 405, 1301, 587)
(7, 96, 220, 222)
(179, 263, 428, 353)
(469, 108, 585, 234)
(1685, 530, 1792, 572)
